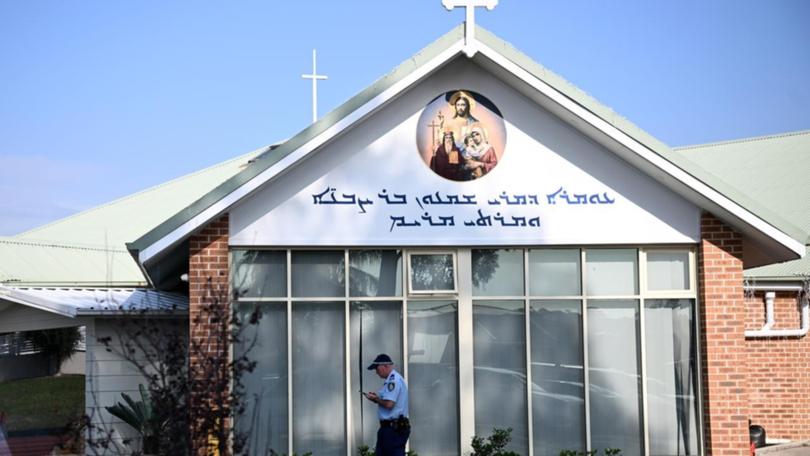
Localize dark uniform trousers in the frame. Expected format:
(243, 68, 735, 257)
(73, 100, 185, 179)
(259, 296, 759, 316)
(375, 423, 410, 456)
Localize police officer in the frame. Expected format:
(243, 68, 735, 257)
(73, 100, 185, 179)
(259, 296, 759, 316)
(363, 353, 410, 456)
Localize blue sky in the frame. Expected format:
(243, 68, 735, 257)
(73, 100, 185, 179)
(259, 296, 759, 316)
(1, 0, 808, 235)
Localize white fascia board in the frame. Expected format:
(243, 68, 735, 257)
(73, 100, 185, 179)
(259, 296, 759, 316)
(139, 40, 466, 265)
(474, 42, 805, 258)
(0, 286, 77, 318)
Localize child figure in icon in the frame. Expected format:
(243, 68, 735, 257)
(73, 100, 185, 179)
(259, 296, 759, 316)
(420, 90, 505, 182)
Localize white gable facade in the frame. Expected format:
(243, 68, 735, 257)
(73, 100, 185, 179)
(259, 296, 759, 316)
(225, 58, 703, 456)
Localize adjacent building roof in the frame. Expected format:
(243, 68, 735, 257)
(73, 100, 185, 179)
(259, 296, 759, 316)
(674, 130, 810, 243)
(1, 147, 268, 287)
(16, 147, 269, 248)
(0, 237, 144, 287)
(0, 286, 188, 317)
(674, 130, 810, 281)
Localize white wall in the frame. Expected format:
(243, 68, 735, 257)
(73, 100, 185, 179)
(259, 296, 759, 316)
(84, 318, 187, 455)
(231, 58, 699, 247)
(0, 301, 78, 333)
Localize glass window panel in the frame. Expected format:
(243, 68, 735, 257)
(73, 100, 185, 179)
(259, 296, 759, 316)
(235, 302, 288, 454)
(645, 299, 700, 455)
(585, 249, 638, 296)
(232, 250, 287, 298)
(291, 251, 345, 297)
(350, 301, 403, 454)
(647, 251, 690, 291)
(529, 249, 581, 296)
(472, 249, 524, 296)
(407, 300, 458, 456)
(473, 300, 528, 455)
(292, 302, 345, 456)
(587, 300, 643, 456)
(530, 300, 585, 455)
(349, 250, 402, 297)
(410, 254, 455, 292)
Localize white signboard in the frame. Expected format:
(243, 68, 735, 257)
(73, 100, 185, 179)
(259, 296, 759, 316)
(231, 65, 699, 246)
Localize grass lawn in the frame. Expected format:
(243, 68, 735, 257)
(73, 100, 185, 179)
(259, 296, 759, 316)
(0, 375, 84, 432)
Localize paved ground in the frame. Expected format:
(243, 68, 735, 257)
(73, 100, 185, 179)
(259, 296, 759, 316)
(758, 441, 810, 456)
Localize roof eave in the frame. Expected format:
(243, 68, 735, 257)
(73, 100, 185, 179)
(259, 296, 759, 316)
(0, 286, 77, 318)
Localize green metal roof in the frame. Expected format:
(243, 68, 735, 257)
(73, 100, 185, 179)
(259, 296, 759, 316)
(3, 147, 267, 286)
(129, 25, 808, 262)
(674, 130, 810, 280)
(674, 130, 810, 244)
(17, 147, 268, 248)
(0, 237, 145, 286)
(744, 246, 810, 281)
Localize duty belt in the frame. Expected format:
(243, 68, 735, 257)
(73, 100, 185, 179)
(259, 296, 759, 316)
(380, 416, 410, 430)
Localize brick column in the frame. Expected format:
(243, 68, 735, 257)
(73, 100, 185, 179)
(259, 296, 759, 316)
(698, 212, 749, 455)
(189, 214, 230, 455)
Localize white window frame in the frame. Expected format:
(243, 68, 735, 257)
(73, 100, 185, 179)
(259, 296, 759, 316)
(231, 245, 702, 456)
(406, 250, 459, 295)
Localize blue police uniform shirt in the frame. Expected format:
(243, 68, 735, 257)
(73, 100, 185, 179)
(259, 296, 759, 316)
(377, 369, 408, 420)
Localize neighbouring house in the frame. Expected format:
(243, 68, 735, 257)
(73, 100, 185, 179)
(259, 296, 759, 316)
(0, 24, 808, 456)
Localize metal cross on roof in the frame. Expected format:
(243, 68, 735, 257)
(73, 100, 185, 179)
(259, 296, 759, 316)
(442, 0, 498, 57)
(301, 49, 328, 123)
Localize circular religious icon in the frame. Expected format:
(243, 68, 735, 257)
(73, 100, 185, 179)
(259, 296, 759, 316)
(416, 90, 506, 182)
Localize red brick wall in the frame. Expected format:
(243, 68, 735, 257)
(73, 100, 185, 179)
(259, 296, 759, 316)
(699, 212, 749, 455)
(188, 214, 231, 454)
(189, 214, 230, 360)
(745, 290, 810, 440)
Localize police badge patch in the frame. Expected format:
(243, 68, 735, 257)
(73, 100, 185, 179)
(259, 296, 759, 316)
(387, 382, 395, 391)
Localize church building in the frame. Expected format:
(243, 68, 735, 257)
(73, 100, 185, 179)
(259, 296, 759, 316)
(1, 8, 808, 456)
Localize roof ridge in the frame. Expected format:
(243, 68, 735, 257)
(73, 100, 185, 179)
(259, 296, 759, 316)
(16, 145, 271, 238)
(674, 129, 810, 151)
(0, 237, 129, 253)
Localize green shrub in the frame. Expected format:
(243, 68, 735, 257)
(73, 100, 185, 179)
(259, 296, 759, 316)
(470, 427, 520, 456)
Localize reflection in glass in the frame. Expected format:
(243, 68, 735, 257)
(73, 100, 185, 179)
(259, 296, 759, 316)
(473, 300, 527, 454)
(292, 302, 345, 456)
(291, 251, 345, 297)
(472, 249, 524, 296)
(407, 301, 458, 456)
(647, 251, 690, 291)
(645, 299, 700, 455)
(232, 250, 287, 298)
(587, 300, 643, 456)
(410, 254, 455, 291)
(530, 300, 585, 455)
(350, 301, 403, 454)
(235, 302, 288, 454)
(585, 249, 638, 296)
(529, 249, 581, 296)
(349, 250, 402, 297)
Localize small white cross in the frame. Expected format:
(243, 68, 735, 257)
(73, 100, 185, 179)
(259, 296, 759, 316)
(301, 49, 328, 123)
(442, 0, 498, 57)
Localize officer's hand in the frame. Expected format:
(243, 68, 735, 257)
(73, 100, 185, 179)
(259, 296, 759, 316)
(365, 392, 379, 403)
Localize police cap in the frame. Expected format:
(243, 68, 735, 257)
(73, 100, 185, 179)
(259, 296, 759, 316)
(367, 353, 394, 370)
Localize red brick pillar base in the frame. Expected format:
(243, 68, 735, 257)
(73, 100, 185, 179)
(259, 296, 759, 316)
(699, 212, 749, 455)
